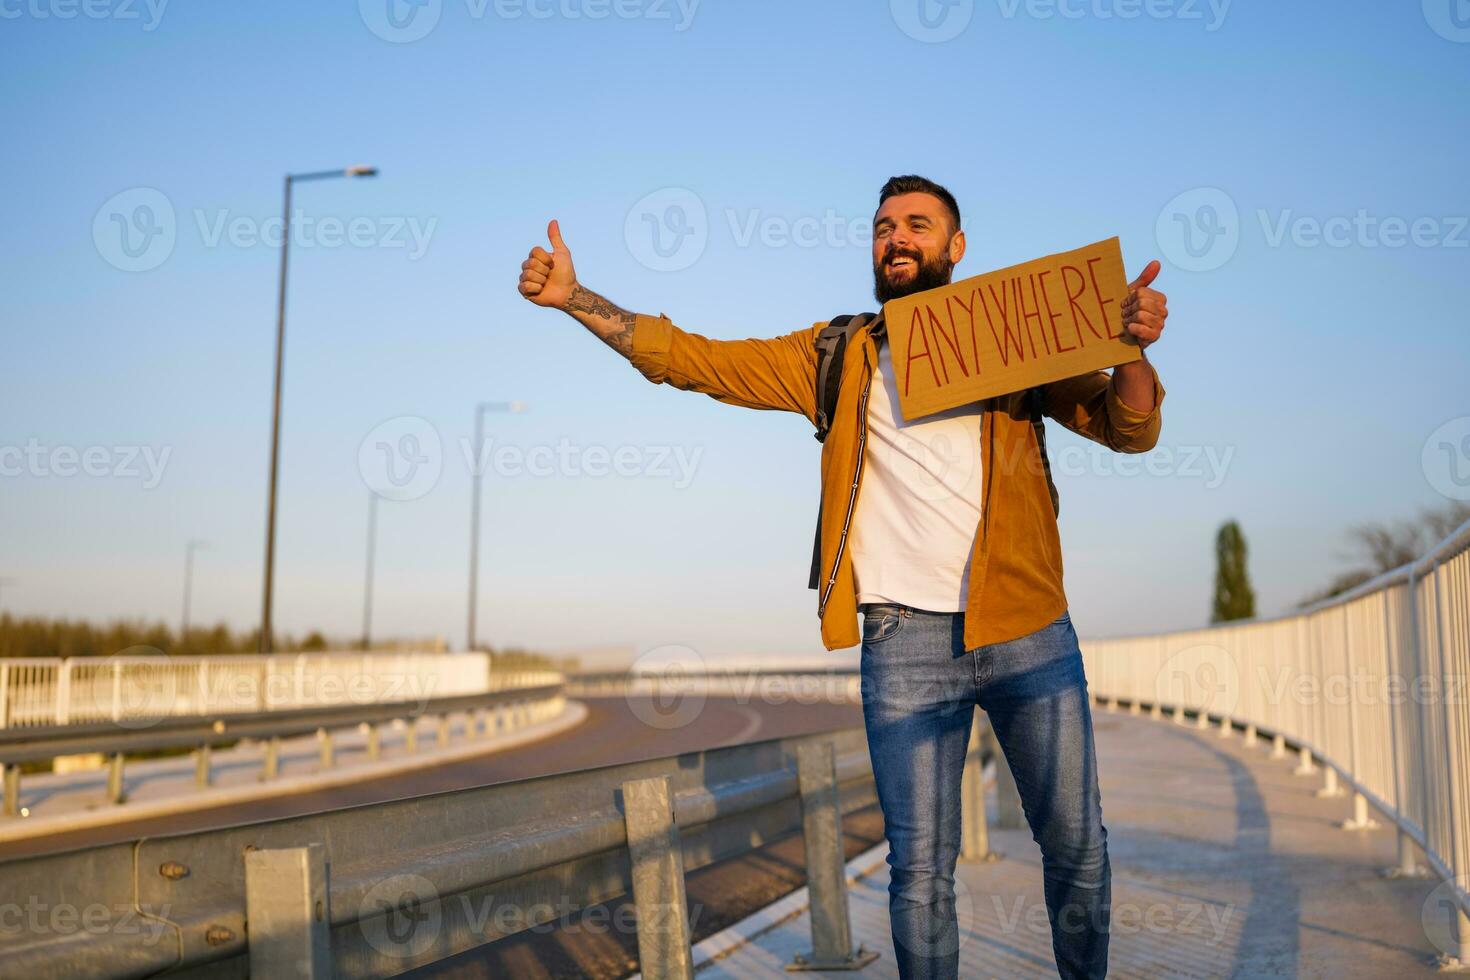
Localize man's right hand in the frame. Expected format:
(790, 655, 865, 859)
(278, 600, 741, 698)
(519, 219, 577, 310)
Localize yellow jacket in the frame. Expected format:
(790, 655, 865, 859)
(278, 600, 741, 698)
(628, 311, 1165, 651)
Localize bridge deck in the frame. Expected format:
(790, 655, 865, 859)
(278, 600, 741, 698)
(691, 709, 1447, 978)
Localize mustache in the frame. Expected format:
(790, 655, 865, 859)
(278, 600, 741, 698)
(881, 244, 923, 265)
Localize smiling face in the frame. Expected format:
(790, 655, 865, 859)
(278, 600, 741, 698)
(871, 191, 966, 305)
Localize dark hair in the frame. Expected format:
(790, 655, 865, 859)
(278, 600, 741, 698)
(878, 175, 961, 233)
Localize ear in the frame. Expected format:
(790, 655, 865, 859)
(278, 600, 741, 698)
(948, 228, 966, 266)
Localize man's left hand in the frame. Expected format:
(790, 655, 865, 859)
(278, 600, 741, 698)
(1121, 260, 1168, 350)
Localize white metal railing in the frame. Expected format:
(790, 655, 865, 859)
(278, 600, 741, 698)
(0, 651, 561, 728)
(1081, 516, 1470, 952)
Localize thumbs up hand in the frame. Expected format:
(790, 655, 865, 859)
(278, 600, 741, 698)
(519, 219, 579, 310)
(1121, 260, 1167, 350)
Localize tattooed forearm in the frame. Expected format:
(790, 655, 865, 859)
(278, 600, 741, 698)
(564, 284, 638, 358)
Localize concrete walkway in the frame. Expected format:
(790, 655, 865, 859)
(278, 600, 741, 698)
(689, 709, 1449, 978)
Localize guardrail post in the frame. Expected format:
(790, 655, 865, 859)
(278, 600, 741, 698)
(404, 720, 418, 754)
(195, 745, 212, 787)
(262, 737, 281, 781)
(1243, 722, 1257, 748)
(1293, 745, 1316, 776)
(317, 728, 334, 770)
(1270, 733, 1287, 759)
(961, 717, 999, 864)
(621, 775, 695, 980)
(245, 843, 332, 979)
(106, 753, 126, 804)
(366, 723, 381, 761)
(2, 764, 19, 816)
(788, 740, 879, 971)
(437, 714, 450, 748)
(1149, 700, 1162, 720)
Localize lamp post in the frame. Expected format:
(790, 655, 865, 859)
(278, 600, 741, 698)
(181, 539, 208, 641)
(362, 491, 378, 651)
(259, 164, 377, 654)
(467, 400, 526, 651)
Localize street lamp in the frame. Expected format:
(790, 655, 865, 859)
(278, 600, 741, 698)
(467, 400, 527, 651)
(181, 539, 208, 641)
(259, 165, 378, 654)
(362, 490, 378, 651)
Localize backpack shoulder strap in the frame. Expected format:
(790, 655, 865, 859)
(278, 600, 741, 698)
(1028, 385, 1061, 518)
(808, 312, 875, 591)
(812, 313, 876, 443)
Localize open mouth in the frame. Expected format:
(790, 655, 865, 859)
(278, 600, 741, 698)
(887, 254, 918, 272)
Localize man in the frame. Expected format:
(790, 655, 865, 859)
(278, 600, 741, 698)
(517, 175, 1168, 979)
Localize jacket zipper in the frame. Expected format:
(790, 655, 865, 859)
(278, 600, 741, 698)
(817, 354, 874, 619)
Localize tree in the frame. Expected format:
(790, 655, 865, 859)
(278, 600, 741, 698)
(1212, 520, 1256, 623)
(1299, 501, 1470, 606)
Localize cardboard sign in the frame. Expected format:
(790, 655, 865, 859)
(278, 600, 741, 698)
(882, 237, 1139, 419)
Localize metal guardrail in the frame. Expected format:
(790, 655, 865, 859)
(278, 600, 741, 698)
(0, 653, 551, 729)
(0, 680, 567, 817)
(1081, 516, 1470, 961)
(0, 712, 1012, 979)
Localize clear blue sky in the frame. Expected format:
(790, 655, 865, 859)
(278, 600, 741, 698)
(3, 1, 1467, 666)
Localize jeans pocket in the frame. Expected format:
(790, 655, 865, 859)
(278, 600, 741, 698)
(862, 607, 906, 644)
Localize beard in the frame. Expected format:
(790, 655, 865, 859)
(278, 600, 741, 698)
(873, 243, 955, 305)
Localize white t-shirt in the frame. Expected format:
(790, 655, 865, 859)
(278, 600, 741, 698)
(849, 340, 983, 612)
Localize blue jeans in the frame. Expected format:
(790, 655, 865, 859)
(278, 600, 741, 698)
(858, 604, 1110, 980)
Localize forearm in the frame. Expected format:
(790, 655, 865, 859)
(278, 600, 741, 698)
(561, 284, 639, 359)
(1111, 355, 1157, 413)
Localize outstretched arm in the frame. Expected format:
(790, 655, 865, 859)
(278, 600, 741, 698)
(517, 219, 819, 418)
(519, 219, 641, 358)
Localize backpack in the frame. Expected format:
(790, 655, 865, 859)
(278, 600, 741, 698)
(806, 313, 1059, 590)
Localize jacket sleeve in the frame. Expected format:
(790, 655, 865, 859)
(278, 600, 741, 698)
(627, 313, 819, 423)
(1040, 360, 1165, 453)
